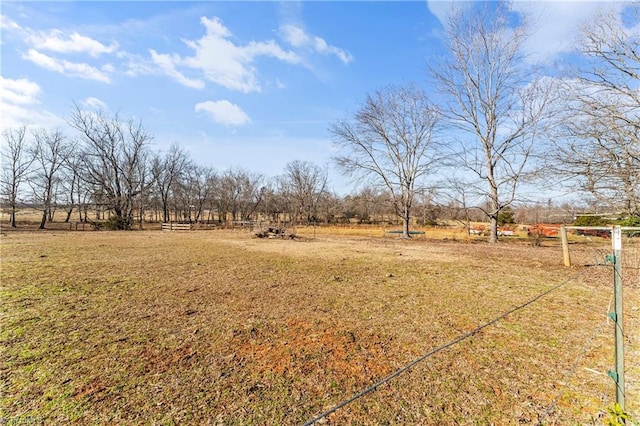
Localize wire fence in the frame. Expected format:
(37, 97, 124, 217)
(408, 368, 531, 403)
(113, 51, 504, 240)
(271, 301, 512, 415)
(303, 239, 640, 424)
(304, 268, 596, 425)
(536, 296, 613, 425)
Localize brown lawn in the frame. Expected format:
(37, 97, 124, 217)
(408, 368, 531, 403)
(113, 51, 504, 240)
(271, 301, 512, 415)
(1, 228, 638, 424)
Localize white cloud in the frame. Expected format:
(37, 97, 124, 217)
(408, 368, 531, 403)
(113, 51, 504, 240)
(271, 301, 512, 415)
(195, 100, 251, 127)
(511, 2, 620, 64)
(81, 97, 108, 110)
(149, 50, 205, 89)
(0, 15, 22, 32)
(119, 51, 155, 77)
(280, 25, 309, 47)
(0, 77, 63, 132)
(280, 24, 353, 64)
(426, 1, 472, 28)
(152, 16, 302, 93)
(0, 76, 40, 105)
(426, 1, 623, 64)
(26, 29, 118, 57)
(23, 49, 111, 83)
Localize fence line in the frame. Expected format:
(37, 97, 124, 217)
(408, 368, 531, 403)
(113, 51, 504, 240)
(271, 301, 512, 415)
(304, 267, 592, 425)
(537, 294, 613, 425)
(161, 222, 192, 231)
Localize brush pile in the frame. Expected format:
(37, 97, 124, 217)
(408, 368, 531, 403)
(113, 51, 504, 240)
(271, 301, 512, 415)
(254, 227, 296, 239)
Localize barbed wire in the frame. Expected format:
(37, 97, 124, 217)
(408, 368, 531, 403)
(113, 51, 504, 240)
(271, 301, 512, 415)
(304, 267, 592, 425)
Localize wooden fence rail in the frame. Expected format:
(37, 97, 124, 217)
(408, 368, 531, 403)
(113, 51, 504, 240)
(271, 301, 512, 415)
(161, 222, 193, 231)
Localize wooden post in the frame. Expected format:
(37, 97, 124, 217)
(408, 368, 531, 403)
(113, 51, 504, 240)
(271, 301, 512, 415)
(560, 226, 571, 267)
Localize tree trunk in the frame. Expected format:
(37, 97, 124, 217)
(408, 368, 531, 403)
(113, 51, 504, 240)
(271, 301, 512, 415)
(489, 215, 499, 243)
(38, 210, 47, 230)
(402, 206, 411, 238)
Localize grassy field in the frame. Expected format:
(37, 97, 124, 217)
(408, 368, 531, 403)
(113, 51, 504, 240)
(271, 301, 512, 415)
(1, 227, 639, 424)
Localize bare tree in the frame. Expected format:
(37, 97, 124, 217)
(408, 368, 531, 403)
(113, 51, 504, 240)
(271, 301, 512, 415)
(551, 6, 640, 216)
(28, 129, 70, 229)
(342, 186, 391, 224)
(69, 106, 152, 229)
(151, 143, 191, 223)
(58, 145, 81, 223)
(234, 170, 265, 222)
(1, 125, 33, 227)
(330, 84, 441, 237)
(259, 179, 287, 223)
(431, 3, 553, 242)
(280, 160, 328, 226)
(189, 165, 215, 223)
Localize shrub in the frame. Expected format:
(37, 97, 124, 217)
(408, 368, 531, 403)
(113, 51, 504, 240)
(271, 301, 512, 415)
(573, 215, 610, 226)
(105, 215, 132, 230)
(498, 207, 515, 226)
(616, 215, 640, 227)
(618, 215, 640, 237)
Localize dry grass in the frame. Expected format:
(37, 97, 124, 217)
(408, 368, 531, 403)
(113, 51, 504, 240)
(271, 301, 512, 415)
(1, 228, 638, 425)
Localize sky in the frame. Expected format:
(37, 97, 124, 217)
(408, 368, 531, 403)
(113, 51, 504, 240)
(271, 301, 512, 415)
(0, 1, 631, 195)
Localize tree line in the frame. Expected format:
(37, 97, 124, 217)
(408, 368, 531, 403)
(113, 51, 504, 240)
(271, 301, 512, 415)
(2, 3, 638, 241)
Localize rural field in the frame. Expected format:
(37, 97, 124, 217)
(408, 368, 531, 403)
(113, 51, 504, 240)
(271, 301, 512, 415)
(1, 227, 639, 425)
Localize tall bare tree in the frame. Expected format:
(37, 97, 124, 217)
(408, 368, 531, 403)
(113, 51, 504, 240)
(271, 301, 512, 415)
(431, 3, 553, 242)
(551, 5, 640, 216)
(330, 84, 441, 237)
(1, 125, 33, 227)
(29, 129, 70, 229)
(69, 106, 152, 229)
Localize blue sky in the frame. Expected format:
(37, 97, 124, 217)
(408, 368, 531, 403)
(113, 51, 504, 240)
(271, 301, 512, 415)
(0, 1, 630, 194)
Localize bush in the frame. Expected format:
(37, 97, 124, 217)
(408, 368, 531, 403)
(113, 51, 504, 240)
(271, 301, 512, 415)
(498, 207, 515, 226)
(617, 215, 640, 237)
(573, 215, 610, 226)
(105, 215, 132, 230)
(616, 215, 640, 227)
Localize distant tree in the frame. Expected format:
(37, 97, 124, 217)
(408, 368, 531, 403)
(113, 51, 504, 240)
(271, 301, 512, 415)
(1, 125, 33, 227)
(281, 160, 328, 225)
(58, 145, 80, 223)
(259, 179, 287, 223)
(330, 84, 441, 237)
(431, 3, 554, 242)
(69, 106, 152, 229)
(316, 190, 342, 224)
(550, 5, 640, 216)
(133, 148, 151, 228)
(188, 165, 216, 223)
(28, 129, 70, 229)
(151, 144, 191, 223)
(213, 167, 264, 223)
(233, 169, 265, 221)
(214, 170, 233, 224)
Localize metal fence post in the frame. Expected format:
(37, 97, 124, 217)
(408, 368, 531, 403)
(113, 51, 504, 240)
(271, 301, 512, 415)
(609, 225, 625, 409)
